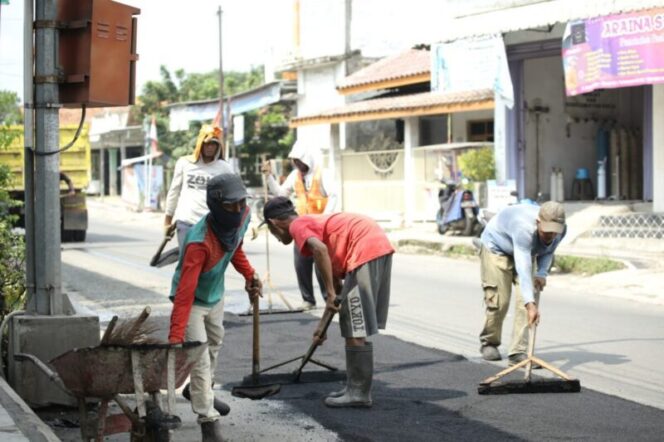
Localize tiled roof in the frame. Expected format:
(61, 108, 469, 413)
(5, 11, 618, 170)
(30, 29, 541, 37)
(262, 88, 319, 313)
(59, 107, 105, 126)
(336, 49, 430, 94)
(291, 89, 494, 127)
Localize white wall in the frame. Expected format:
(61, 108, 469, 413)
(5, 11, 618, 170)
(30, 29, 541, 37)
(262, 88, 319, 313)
(297, 63, 348, 151)
(653, 84, 664, 212)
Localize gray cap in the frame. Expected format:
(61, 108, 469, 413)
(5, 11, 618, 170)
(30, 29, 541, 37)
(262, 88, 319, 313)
(538, 201, 566, 233)
(206, 173, 247, 204)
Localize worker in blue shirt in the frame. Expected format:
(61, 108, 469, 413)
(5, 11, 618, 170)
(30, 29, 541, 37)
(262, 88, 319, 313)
(478, 201, 566, 366)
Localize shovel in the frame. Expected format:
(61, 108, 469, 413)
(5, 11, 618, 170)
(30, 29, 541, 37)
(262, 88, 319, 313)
(231, 296, 281, 399)
(150, 225, 179, 268)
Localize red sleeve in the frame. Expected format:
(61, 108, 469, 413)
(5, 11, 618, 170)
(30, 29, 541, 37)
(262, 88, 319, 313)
(231, 241, 255, 282)
(289, 217, 322, 257)
(168, 243, 208, 343)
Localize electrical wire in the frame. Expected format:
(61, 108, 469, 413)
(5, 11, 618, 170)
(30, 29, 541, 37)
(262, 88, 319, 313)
(29, 103, 86, 156)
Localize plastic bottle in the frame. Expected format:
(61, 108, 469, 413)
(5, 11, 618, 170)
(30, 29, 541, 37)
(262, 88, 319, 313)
(597, 159, 606, 199)
(556, 168, 565, 202)
(550, 168, 558, 202)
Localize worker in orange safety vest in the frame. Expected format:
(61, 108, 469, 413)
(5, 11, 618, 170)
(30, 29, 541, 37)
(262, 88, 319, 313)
(261, 140, 338, 310)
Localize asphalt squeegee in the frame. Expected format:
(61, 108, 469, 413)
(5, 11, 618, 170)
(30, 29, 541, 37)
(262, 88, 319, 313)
(478, 324, 581, 394)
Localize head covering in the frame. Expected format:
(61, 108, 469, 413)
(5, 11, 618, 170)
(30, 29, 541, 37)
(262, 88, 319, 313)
(259, 196, 297, 227)
(287, 140, 316, 175)
(192, 124, 223, 162)
(538, 201, 566, 233)
(206, 173, 249, 251)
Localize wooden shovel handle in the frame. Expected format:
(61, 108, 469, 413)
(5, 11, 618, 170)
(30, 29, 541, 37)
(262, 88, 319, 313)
(524, 325, 536, 381)
(252, 296, 260, 379)
(294, 298, 343, 379)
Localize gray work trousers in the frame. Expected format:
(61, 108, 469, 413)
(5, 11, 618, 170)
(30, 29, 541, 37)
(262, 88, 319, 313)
(293, 244, 326, 305)
(176, 221, 193, 251)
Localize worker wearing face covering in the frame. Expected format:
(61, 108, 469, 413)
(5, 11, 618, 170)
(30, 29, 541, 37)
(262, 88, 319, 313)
(168, 173, 261, 442)
(164, 125, 234, 249)
(261, 141, 338, 310)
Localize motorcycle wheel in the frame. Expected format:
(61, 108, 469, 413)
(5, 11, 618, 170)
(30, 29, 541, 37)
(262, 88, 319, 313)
(436, 209, 447, 235)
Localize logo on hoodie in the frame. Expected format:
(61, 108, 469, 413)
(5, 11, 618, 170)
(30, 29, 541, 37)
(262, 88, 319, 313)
(186, 173, 211, 190)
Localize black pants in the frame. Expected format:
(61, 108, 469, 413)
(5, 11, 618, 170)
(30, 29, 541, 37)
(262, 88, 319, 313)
(293, 244, 326, 305)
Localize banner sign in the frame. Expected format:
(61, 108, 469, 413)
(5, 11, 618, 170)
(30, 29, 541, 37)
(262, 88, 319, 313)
(563, 8, 664, 96)
(431, 34, 513, 107)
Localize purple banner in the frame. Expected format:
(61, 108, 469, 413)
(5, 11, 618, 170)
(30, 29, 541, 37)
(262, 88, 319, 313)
(563, 8, 664, 96)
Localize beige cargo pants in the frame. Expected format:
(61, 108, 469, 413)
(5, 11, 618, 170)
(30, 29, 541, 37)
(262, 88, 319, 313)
(478, 246, 539, 357)
(185, 300, 225, 423)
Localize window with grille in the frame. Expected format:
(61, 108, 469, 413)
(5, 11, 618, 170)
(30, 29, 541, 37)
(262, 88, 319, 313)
(467, 120, 494, 142)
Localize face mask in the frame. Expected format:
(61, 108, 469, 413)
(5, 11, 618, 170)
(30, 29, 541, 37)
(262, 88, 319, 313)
(207, 201, 246, 251)
(214, 208, 242, 230)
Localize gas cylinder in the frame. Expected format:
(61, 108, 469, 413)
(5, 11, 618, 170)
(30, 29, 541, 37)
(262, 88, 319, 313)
(556, 168, 565, 202)
(550, 168, 558, 202)
(597, 160, 607, 199)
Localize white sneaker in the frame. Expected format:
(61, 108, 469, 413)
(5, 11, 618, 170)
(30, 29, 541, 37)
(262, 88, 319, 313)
(299, 301, 316, 311)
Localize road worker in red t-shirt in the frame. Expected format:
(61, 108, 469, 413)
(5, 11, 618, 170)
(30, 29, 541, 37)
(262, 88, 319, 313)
(261, 196, 394, 408)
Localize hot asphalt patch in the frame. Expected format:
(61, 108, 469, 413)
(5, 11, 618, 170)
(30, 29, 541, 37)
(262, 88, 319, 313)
(220, 310, 664, 442)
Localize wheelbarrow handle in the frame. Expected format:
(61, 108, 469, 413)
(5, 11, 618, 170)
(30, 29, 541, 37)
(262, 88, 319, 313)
(14, 353, 73, 397)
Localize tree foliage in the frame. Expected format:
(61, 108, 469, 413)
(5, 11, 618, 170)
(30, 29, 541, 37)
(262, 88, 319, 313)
(134, 65, 269, 160)
(132, 66, 293, 185)
(458, 147, 496, 182)
(242, 104, 295, 186)
(0, 91, 22, 125)
(0, 124, 25, 316)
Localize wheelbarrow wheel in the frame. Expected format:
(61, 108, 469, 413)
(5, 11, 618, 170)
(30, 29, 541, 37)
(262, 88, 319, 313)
(130, 399, 180, 442)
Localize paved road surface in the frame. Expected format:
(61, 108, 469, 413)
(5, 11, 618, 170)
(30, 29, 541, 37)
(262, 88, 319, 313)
(45, 201, 664, 440)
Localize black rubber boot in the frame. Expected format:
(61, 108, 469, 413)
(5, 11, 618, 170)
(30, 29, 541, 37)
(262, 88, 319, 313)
(183, 383, 231, 416)
(324, 343, 373, 408)
(200, 419, 224, 442)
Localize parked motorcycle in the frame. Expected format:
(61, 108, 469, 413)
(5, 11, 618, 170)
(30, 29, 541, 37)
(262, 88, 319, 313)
(474, 192, 538, 249)
(435, 182, 480, 236)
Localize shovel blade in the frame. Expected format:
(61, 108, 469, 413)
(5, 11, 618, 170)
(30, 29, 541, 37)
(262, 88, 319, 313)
(151, 247, 180, 267)
(231, 383, 281, 400)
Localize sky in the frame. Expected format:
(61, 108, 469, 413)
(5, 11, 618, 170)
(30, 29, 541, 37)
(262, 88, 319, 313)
(0, 0, 293, 103)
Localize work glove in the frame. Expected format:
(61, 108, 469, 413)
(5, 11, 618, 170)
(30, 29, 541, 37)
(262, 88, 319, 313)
(260, 160, 272, 176)
(534, 276, 546, 292)
(245, 273, 262, 302)
(164, 223, 175, 238)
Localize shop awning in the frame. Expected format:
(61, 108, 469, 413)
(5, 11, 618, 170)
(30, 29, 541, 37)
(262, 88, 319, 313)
(290, 89, 494, 127)
(440, 0, 664, 42)
(336, 49, 431, 95)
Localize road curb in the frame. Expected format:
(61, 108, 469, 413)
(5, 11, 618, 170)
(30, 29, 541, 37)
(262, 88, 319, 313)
(0, 376, 60, 441)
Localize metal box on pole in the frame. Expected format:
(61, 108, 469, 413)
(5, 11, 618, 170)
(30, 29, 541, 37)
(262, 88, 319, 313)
(57, 0, 140, 107)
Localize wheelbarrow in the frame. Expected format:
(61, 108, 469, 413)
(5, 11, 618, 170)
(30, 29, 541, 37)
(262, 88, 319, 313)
(15, 341, 206, 441)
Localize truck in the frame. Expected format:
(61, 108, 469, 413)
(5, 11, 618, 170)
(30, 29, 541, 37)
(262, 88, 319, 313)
(1, 124, 91, 242)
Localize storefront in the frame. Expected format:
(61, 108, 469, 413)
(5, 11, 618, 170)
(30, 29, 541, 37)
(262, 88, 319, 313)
(436, 1, 664, 211)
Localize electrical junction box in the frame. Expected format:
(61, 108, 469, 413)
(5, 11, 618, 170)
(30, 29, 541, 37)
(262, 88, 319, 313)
(57, 0, 140, 107)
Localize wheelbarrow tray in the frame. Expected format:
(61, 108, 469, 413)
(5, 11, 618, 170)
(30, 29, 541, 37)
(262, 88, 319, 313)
(50, 342, 205, 399)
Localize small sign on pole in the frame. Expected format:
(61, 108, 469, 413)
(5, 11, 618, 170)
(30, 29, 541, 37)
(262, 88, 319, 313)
(233, 115, 244, 146)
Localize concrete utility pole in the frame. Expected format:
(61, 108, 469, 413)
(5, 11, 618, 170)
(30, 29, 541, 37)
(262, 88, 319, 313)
(29, 0, 63, 314)
(217, 5, 226, 157)
(23, 0, 36, 315)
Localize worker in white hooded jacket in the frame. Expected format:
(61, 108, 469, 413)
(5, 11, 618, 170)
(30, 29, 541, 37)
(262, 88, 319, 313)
(165, 125, 234, 249)
(262, 141, 338, 310)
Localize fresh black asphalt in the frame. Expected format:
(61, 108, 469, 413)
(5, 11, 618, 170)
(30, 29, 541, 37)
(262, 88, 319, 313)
(219, 302, 664, 442)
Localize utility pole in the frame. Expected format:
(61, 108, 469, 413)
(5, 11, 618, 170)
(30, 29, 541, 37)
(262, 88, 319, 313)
(28, 0, 63, 314)
(217, 5, 226, 159)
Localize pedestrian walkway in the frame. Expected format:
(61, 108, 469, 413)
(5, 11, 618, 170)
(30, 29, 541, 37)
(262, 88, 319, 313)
(383, 218, 664, 306)
(0, 377, 59, 441)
